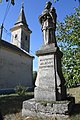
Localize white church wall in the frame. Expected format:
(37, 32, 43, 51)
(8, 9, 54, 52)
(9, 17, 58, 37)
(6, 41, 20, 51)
(21, 29, 30, 52)
(0, 46, 33, 89)
(11, 28, 22, 48)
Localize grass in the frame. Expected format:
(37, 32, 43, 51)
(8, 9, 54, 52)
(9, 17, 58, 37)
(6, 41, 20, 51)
(67, 86, 80, 120)
(67, 86, 80, 103)
(0, 87, 80, 120)
(0, 92, 34, 119)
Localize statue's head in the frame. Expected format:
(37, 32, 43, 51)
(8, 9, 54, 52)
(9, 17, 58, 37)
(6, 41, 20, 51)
(51, 7, 55, 11)
(50, 7, 56, 14)
(45, 1, 52, 10)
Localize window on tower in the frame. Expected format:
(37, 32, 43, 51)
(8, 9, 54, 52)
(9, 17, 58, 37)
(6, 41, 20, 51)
(15, 34, 18, 39)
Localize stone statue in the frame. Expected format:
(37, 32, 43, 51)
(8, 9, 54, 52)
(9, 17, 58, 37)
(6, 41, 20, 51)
(22, 2, 75, 118)
(39, 1, 57, 45)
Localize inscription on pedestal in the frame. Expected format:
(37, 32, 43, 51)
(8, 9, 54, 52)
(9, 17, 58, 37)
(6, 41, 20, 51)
(39, 57, 54, 69)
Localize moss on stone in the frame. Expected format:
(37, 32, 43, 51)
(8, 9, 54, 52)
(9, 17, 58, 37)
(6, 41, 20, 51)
(36, 100, 69, 105)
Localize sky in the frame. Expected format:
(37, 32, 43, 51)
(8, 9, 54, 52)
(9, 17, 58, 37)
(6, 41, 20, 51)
(0, 0, 79, 71)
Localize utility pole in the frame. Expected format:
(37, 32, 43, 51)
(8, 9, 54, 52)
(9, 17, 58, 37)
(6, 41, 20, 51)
(0, 0, 15, 39)
(0, 24, 3, 39)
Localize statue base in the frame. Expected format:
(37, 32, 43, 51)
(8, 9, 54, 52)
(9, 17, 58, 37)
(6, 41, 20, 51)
(35, 44, 67, 101)
(22, 97, 75, 119)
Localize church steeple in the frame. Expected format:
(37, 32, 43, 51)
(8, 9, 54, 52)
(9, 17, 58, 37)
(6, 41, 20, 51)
(15, 3, 28, 26)
(10, 3, 32, 53)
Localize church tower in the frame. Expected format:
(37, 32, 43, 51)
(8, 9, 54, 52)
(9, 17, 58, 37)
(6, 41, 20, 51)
(10, 4, 32, 53)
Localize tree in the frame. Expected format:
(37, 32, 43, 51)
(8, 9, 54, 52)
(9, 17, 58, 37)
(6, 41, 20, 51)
(53, 0, 80, 4)
(56, 7, 80, 87)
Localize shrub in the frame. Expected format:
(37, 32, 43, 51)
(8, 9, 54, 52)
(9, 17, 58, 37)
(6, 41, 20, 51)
(15, 85, 28, 96)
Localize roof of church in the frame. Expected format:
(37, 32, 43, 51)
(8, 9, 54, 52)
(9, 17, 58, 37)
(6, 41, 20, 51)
(10, 4, 32, 33)
(15, 4, 28, 26)
(0, 39, 34, 58)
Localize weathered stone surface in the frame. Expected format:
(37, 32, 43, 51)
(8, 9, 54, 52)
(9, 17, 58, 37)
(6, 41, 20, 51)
(35, 54, 55, 87)
(22, 99, 74, 118)
(35, 49, 67, 101)
(23, 99, 36, 111)
(35, 87, 56, 101)
(36, 44, 58, 56)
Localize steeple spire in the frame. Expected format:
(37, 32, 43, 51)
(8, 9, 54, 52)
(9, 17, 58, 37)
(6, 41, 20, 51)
(21, 0, 24, 10)
(14, 2, 28, 26)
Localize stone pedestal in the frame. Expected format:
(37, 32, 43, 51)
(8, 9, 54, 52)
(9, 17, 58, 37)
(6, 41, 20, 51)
(22, 97, 75, 119)
(35, 44, 67, 101)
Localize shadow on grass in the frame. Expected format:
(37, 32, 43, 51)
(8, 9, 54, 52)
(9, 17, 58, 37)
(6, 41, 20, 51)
(72, 103, 80, 115)
(69, 103, 80, 120)
(0, 94, 34, 116)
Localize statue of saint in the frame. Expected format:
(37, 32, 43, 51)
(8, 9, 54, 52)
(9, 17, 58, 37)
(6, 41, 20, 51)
(39, 1, 57, 45)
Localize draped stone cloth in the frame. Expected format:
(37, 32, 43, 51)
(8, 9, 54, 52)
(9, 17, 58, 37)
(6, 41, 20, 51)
(39, 1, 57, 45)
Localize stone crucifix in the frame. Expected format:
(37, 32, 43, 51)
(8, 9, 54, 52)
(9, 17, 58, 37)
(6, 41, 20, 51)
(39, 1, 57, 45)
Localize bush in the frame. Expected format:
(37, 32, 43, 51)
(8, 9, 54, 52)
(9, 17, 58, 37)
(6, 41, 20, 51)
(15, 85, 28, 96)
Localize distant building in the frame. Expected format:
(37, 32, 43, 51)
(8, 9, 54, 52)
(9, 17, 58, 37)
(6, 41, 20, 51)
(0, 5, 34, 90)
